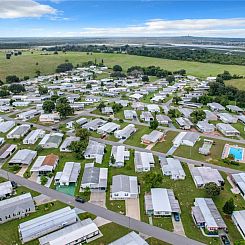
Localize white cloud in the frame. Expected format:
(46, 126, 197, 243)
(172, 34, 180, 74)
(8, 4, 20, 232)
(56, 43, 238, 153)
(77, 18, 245, 37)
(0, 0, 57, 18)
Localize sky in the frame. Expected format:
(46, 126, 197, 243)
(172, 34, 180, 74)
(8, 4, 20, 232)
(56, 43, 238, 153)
(1, 0, 245, 37)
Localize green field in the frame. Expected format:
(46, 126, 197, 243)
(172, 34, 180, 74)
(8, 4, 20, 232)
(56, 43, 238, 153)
(225, 78, 245, 90)
(1, 51, 245, 80)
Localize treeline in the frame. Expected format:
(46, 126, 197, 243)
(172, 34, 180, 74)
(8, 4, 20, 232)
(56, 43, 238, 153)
(192, 71, 245, 107)
(43, 45, 245, 66)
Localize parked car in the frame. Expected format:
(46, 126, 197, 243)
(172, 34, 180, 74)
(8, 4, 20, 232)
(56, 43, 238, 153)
(173, 213, 180, 222)
(75, 196, 86, 203)
(221, 235, 230, 245)
(11, 181, 18, 188)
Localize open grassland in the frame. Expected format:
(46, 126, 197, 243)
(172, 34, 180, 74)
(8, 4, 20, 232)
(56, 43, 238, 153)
(225, 78, 245, 90)
(1, 51, 245, 80)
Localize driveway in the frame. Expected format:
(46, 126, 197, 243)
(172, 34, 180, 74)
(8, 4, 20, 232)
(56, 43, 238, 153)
(125, 198, 141, 220)
(172, 215, 185, 236)
(16, 165, 28, 177)
(90, 192, 111, 227)
(29, 172, 38, 182)
(89, 192, 106, 208)
(33, 194, 56, 206)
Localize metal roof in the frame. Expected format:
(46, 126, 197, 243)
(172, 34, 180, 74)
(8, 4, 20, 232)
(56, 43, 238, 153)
(112, 175, 138, 194)
(109, 231, 148, 245)
(39, 218, 99, 245)
(19, 207, 77, 243)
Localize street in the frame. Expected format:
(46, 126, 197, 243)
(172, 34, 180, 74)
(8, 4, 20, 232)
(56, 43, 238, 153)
(0, 169, 204, 245)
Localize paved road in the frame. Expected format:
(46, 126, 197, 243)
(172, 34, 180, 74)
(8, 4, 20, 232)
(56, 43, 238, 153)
(91, 137, 241, 174)
(0, 169, 204, 245)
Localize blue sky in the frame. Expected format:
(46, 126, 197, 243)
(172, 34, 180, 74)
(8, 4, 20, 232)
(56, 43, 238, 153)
(1, 0, 245, 37)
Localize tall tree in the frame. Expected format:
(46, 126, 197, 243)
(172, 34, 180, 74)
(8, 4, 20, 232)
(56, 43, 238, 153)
(204, 182, 221, 197)
(223, 198, 235, 215)
(8, 84, 25, 94)
(56, 97, 74, 118)
(42, 100, 55, 113)
(6, 75, 20, 84)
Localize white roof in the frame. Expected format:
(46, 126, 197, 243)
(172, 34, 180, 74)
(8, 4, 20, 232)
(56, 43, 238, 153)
(233, 210, 245, 236)
(151, 188, 171, 212)
(40, 219, 99, 245)
(0, 181, 12, 196)
(109, 231, 148, 245)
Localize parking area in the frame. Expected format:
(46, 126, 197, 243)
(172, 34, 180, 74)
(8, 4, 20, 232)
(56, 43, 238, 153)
(89, 192, 106, 208)
(125, 198, 141, 220)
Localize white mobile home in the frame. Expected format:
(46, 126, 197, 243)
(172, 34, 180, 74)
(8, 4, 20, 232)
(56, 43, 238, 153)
(23, 129, 45, 145)
(0, 193, 35, 224)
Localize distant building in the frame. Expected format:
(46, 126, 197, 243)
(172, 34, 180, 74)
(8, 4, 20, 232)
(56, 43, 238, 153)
(82, 118, 107, 131)
(217, 113, 238, 124)
(0, 121, 15, 133)
(97, 122, 120, 134)
(140, 111, 154, 122)
(124, 110, 137, 120)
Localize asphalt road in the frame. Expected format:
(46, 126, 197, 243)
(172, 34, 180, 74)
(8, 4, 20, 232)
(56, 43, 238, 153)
(91, 137, 241, 174)
(0, 169, 204, 245)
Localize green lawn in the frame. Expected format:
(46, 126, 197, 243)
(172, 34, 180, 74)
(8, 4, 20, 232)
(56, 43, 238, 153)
(124, 125, 152, 147)
(2, 51, 245, 80)
(233, 122, 245, 139)
(152, 131, 179, 154)
(90, 223, 131, 245)
(225, 78, 245, 90)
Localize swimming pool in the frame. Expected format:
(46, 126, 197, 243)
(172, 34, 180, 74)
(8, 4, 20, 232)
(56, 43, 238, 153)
(229, 147, 244, 161)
